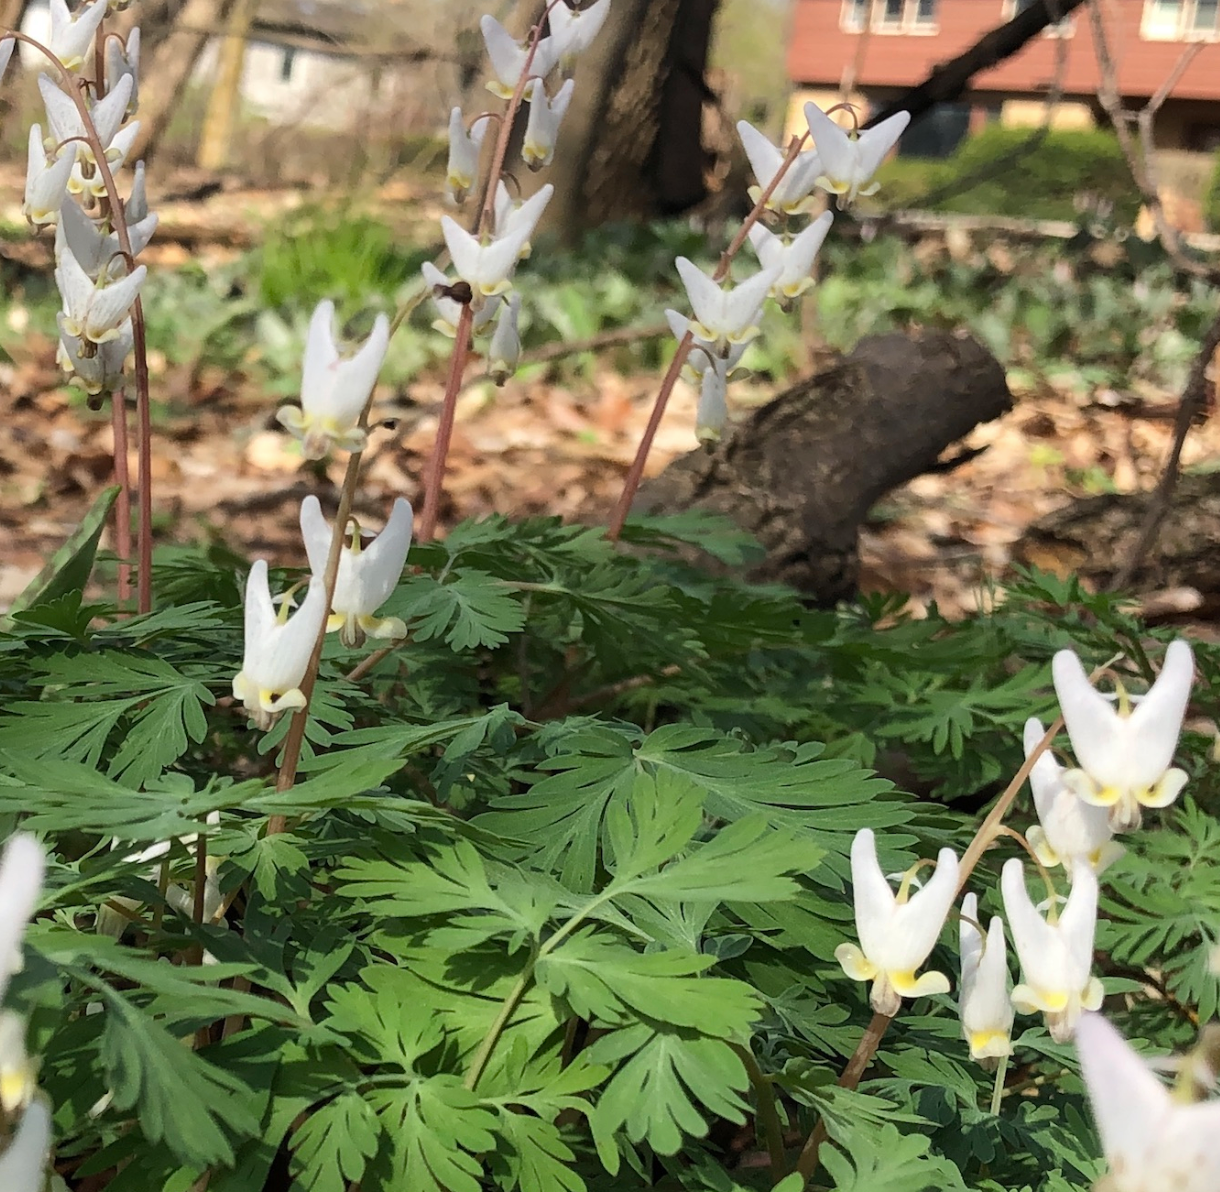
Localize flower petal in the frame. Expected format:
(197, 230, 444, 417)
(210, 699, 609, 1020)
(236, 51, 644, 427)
(1053, 649, 1124, 789)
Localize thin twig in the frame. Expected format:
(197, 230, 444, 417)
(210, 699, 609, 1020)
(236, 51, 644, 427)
(1109, 306, 1220, 590)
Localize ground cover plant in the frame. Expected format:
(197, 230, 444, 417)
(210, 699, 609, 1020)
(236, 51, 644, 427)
(0, 3, 1218, 1192)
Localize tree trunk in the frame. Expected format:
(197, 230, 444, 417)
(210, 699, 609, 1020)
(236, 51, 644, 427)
(131, 0, 237, 166)
(635, 331, 1013, 603)
(546, 0, 719, 240)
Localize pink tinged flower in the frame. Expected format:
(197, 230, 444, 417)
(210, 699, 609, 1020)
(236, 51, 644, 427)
(57, 313, 132, 396)
(1052, 640, 1194, 832)
(488, 292, 522, 386)
(746, 211, 833, 305)
(480, 15, 558, 100)
(834, 828, 959, 1017)
(0, 834, 45, 1007)
(1023, 717, 1122, 873)
(1075, 1013, 1220, 1192)
(0, 1098, 51, 1190)
(958, 893, 1014, 1063)
(1001, 858, 1102, 1043)
(522, 77, 574, 169)
(674, 257, 780, 348)
(442, 217, 534, 298)
(736, 120, 823, 215)
(446, 108, 490, 204)
(803, 102, 910, 205)
(299, 495, 412, 649)
(276, 300, 390, 459)
(548, 0, 611, 64)
(55, 244, 145, 345)
(23, 125, 74, 226)
(492, 182, 554, 258)
(49, 0, 107, 72)
(232, 559, 328, 729)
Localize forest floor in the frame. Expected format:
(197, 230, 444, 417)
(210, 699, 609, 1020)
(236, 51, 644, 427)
(2, 176, 1219, 621)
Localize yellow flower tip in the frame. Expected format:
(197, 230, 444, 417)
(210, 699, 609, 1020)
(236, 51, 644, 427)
(0, 1065, 34, 1114)
(859, 181, 881, 197)
(1082, 977, 1105, 1011)
(817, 174, 848, 195)
(726, 326, 762, 346)
(362, 614, 407, 642)
(696, 425, 722, 446)
(325, 613, 347, 635)
(486, 81, 515, 100)
(1026, 826, 1062, 870)
(1143, 768, 1188, 809)
(968, 1030, 1013, 1061)
(891, 969, 950, 998)
(834, 942, 877, 982)
(480, 280, 514, 299)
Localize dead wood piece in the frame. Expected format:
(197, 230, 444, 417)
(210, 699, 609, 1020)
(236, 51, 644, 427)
(1016, 472, 1220, 610)
(635, 330, 1012, 603)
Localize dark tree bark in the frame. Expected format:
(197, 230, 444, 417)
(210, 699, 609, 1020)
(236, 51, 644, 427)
(634, 331, 1012, 603)
(546, 0, 719, 239)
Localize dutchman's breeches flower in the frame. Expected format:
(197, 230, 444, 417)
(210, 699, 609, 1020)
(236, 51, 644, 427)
(0, 834, 45, 1006)
(958, 893, 1014, 1064)
(1001, 858, 1101, 1043)
(0, 1097, 51, 1192)
(674, 257, 780, 351)
(442, 215, 537, 299)
(299, 495, 413, 649)
(23, 125, 74, 227)
(232, 560, 329, 729)
(276, 300, 390, 459)
(1023, 717, 1122, 873)
(1052, 640, 1194, 832)
(522, 78, 574, 169)
(422, 261, 501, 338)
(736, 120, 823, 215)
(446, 108, 490, 205)
(746, 212, 834, 306)
(835, 828, 959, 1017)
(1076, 1013, 1220, 1192)
(48, 0, 107, 72)
(480, 14, 558, 99)
(548, 0, 611, 66)
(488, 293, 523, 386)
(55, 244, 145, 346)
(803, 101, 910, 206)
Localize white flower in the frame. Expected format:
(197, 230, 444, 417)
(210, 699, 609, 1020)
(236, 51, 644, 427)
(0, 38, 13, 87)
(0, 835, 44, 1007)
(1053, 640, 1194, 832)
(664, 309, 747, 376)
(548, 0, 611, 64)
(275, 301, 390, 459)
(488, 292, 522, 385)
(1001, 858, 1102, 1043)
(446, 108, 490, 204)
(55, 243, 145, 345)
(56, 198, 157, 280)
(0, 1013, 34, 1115)
(835, 828, 959, 1017)
(1023, 717, 1122, 873)
(522, 78, 574, 169)
(664, 309, 745, 443)
(299, 495, 413, 648)
(959, 893, 1014, 1063)
(40, 72, 133, 168)
(492, 182, 554, 257)
(0, 1098, 51, 1191)
(231, 560, 328, 729)
(126, 160, 149, 222)
(442, 216, 536, 298)
(803, 102, 910, 205)
(674, 257, 779, 349)
(1076, 1013, 1220, 1192)
(57, 313, 132, 395)
(480, 15, 558, 99)
(105, 27, 141, 118)
(48, 0, 107, 72)
(736, 120, 823, 215)
(746, 211, 833, 305)
(421, 261, 501, 338)
(23, 125, 74, 226)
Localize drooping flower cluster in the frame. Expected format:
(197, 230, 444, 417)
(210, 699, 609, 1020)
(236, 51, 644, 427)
(22, 1, 152, 400)
(671, 102, 907, 443)
(836, 641, 1194, 1055)
(425, 0, 610, 392)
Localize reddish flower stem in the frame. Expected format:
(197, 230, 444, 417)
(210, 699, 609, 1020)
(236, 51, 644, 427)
(417, 304, 474, 541)
(110, 389, 132, 604)
(607, 131, 812, 540)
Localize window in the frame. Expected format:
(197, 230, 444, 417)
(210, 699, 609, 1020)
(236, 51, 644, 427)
(1005, 0, 1075, 35)
(1142, 0, 1219, 38)
(842, 0, 938, 33)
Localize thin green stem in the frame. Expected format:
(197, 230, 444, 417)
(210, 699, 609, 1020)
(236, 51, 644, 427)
(734, 1042, 787, 1180)
(989, 1054, 1009, 1117)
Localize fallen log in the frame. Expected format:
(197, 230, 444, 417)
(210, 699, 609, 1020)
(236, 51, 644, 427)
(635, 329, 1012, 603)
